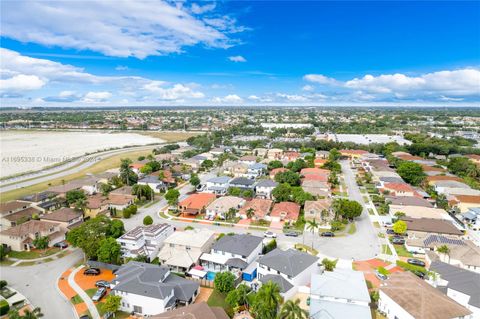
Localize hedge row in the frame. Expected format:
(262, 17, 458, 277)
(396, 260, 427, 274)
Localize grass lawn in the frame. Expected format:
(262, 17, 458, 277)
(363, 196, 370, 202)
(294, 243, 319, 256)
(70, 294, 84, 305)
(394, 245, 413, 257)
(368, 209, 375, 215)
(8, 247, 60, 260)
(250, 220, 271, 227)
(85, 288, 98, 298)
(138, 131, 202, 142)
(0, 148, 154, 202)
(207, 290, 233, 317)
(347, 223, 357, 235)
(0, 259, 15, 266)
(381, 244, 393, 255)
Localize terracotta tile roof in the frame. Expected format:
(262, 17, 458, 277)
(0, 220, 59, 237)
(239, 198, 273, 219)
(86, 194, 108, 209)
(426, 175, 464, 183)
(271, 202, 300, 220)
(339, 149, 369, 155)
(105, 194, 135, 206)
(452, 195, 480, 204)
(0, 201, 29, 215)
(239, 155, 257, 161)
(269, 168, 288, 177)
(4, 207, 41, 222)
(380, 272, 471, 319)
(178, 193, 217, 210)
(300, 168, 330, 176)
(302, 174, 329, 182)
(421, 164, 445, 172)
(403, 217, 463, 236)
(383, 182, 416, 193)
(466, 154, 480, 160)
(304, 199, 331, 212)
(397, 154, 423, 161)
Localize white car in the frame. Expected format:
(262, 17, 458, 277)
(264, 231, 277, 238)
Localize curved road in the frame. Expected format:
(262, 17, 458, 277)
(0, 249, 83, 319)
(0, 144, 163, 193)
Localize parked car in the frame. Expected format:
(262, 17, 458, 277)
(95, 280, 110, 288)
(320, 232, 335, 237)
(391, 238, 405, 245)
(264, 231, 277, 238)
(54, 241, 68, 249)
(83, 268, 101, 276)
(79, 315, 90, 319)
(386, 229, 396, 235)
(92, 287, 107, 302)
(407, 258, 426, 267)
(375, 270, 388, 281)
(413, 270, 426, 279)
(103, 312, 114, 319)
(285, 231, 299, 237)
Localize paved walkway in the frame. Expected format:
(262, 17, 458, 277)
(10, 247, 76, 266)
(68, 266, 100, 319)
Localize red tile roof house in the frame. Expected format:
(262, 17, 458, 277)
(269, 168, 289, 180)
(300, 168, 331, 176)
(269, 202, 301, 223)
(314, 158, 328, 168)
(302, 174, 329, 183)
(239, 198, 273, 220)
(381, 182, 419, 197)
(178, 193, 217, 216)
(283, 151, 300, 161)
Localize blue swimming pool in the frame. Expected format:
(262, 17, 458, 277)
(206, 271, 216, 281)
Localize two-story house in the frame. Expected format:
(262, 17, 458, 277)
(205, 196, 245, 219)
(117, 224, 175, 260)
(204, 176, 231, 195)
(255, 180, 278, 200)
(0, 220, 64, 251)
(40, 207, 83, 232)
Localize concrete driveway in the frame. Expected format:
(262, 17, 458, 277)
(0, 249, 83, 319)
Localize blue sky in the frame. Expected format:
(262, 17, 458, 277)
(1, 1, 479, 106)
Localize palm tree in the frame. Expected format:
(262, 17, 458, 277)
(278, 299, 308, 319)
(22, 307, 44, 319)
(437, 245, 451, 264)
(306, 219, 319, 249)
(253, 281, 282, 319)
(246, 207, 255, 219)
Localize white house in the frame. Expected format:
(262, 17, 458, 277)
(255, 180, 278, 200)
(309, 269, 371, 319)
(257, 248, 320, 300)
(111, 261, 200, 316)
(429, 261, 480, 317)
(247, 163, 267, 179)
(205, 196, 245, 219)
(378, 272, 471, 319)
(204, 176, 231, 195)
(137, 175, 167, 193)
(200, 234, 263, 273)
(117, 224, 175, 260)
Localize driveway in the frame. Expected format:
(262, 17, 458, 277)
(0, 249, 83, 319)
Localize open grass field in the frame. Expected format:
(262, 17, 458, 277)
(0, 148, 153, 202)
(138, 130, 203, 142)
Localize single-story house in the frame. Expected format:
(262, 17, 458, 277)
(304, 199, 333, 227)
(238, 198, 273, 220)
(178, 193, 217, 216)
(269, 202, 301, 223)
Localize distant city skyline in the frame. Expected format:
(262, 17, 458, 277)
(1, 1, 479, 107)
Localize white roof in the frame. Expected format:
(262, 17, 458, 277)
(187, 268, 207, 278)
(157, 248, 202, 268)
(311, 269, 370, 303)
(200, 252, 230, 265)
(164, 229, 215, 248)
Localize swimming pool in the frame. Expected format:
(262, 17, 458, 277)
(206, 271, 216, 281)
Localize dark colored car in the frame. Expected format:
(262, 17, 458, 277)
(320, 232, 335, 237)
(375, 271, 388, 281)
(83, 268, 101, 276)
(386, 229, 396, 235)
(54, 241, 68, 249)
(413, 270, 426, 279)
(391, 238, 405, 245)
(285, 231, 299, 237)
(95, 280, 110, 288)
(103, 312, 114, 319)
(407, 258, 426, 267)
(79, 315, 90, 319)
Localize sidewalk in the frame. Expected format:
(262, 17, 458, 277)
(10, 247, 76, 266)
(68, 266, 100, 319)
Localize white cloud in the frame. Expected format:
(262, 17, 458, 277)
(143, 82, 205, 100)
(304, 74, 340, 86)
(1, 1, 244, 59)
(82, 91, 112, 103)
(115, 65, 129, 71)
(276, 93, 309, 102)
(212, 94, 243, 103)
(302, 85, 314, 92)
(191, 3, 216, 14)
(0, 74, 46, 93)
(228, 55, 247, 63)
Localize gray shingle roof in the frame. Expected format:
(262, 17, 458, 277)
(212, 234, 263, 257)
(255, 180, 278, 188)
(430, 261, 480, 308)
(230, 177, 255, 186)
(112, 261, 199, 302)
(207, 176, 231, 184)
(258, 248, 318, 277)
(259, 274, 294, 293)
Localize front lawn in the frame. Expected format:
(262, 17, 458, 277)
(347, 223, 357, 234)
(394, 245, 413, 257)
(85, 288, 98, 298)
(8, 247, 60, 260)
(70, 294, 84, 305)
(208, 290, 233, 317)
(381, 245, 392, 255)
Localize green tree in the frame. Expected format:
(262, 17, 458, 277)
(120, 158, 138, 186)
(190, 174, 201, 187)
(272, 183, 292, 202)
(437, 245, 451, 264)
(201, 159, 214, 170)
(0, 246, 5, 261)
(20, 307, 44, 319)
(278, 299, 308, 319)
(291, 187, 314, 205)
(332, 198, 363, 220)
(101, 295, 122, 316)
(108, 219, 125, 238)
(321, 258, 338, 271)
(246, 207, 255, 219)
(228, 187, 242, 197)
(328, 148, 341, 161)
(65, 189, 86, 205)
(287, 159, 307, 173)
(396, 161, 426, 186)
(252, 281, 282, 319)
(214, 271, 235, 293)
(97, 237, 121, 264)
(32, 236, 49, 250)
(392, 220, 407, 235)
(143, 215, 153, 225)
(132, 184, 154, 200)
(275, 171, 301, 186)
(226, 284, 251, 309)
(306, 219, 319, 249)
(268, 160, 283, 170)
(165, 189, 180, 206)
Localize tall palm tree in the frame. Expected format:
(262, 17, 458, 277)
(246, 207, 255, 219)
(22, 307, 44, 319)
(437, 245, 451, 264)
(306, 219, 319, 249)
(253, 281, 283, 319)
(278, 299, 308, 319)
